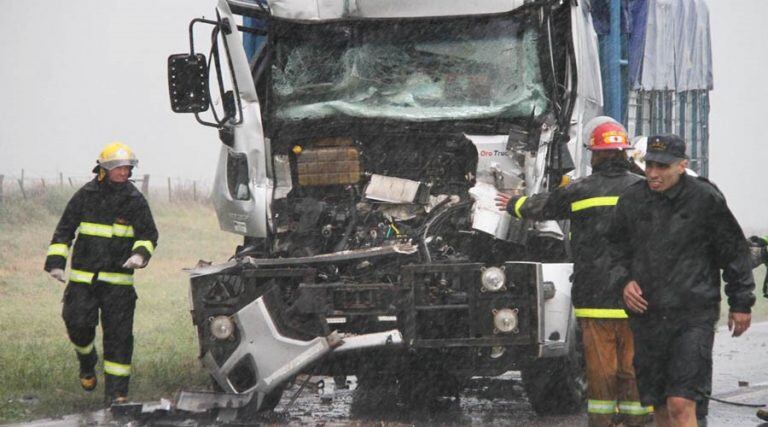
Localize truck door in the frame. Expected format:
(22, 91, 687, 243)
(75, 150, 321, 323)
(209, 0, 270, 239)
(168, 0, 271, 239)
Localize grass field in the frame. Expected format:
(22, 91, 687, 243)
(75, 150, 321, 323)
(0, 188, 238, 422)
(0, 188, 765, 422)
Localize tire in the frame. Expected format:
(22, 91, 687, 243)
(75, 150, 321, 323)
(351, 374, 399, 416)
(521, 326, 587, 415)
(396, 368, 463, 408)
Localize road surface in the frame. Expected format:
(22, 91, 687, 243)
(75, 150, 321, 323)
(9, 323, 768, 427)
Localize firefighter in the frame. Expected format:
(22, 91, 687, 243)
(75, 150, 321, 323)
(496, 116, 648, 426)
(44, 142, 158, 404)
(609, 134, 755, 427)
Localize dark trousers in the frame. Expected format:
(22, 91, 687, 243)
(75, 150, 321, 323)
(629, 309, 718, 409)
(62, 281, 137, 398)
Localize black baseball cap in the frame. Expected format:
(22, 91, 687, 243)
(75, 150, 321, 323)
(645, 134, 688, 165)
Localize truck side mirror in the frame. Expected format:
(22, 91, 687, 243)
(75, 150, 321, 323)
(168, 53, 210, 113)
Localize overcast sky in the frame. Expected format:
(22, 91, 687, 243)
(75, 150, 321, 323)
(1, 0, 766, 232)
(0, 0, 214, 182)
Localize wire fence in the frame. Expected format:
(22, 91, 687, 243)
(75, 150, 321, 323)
(0, 170, 213, 205)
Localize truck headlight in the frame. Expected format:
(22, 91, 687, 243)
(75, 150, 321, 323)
(492, 308, 519, 334)
(209, 316, 235, 340)
(481, 267, 506, 292)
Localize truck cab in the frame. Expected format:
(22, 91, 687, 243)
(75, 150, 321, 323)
(169, 0, 603, 416)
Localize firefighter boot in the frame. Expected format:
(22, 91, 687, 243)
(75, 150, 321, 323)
(757, 409, 768, 421)
(80, 373, 98, 392)
(111, 396, 128, 405)
(77, 349, 98, 392)
(105, 374, 131, 405)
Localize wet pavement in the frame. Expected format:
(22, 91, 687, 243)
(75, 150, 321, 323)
(708, 321, 768, 427)
(8, 322, 768, 427)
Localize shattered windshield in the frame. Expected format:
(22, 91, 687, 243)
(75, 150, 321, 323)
(269, 13, 550, 122)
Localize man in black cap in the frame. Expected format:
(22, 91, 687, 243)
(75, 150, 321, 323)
(609, 134, 755, 427)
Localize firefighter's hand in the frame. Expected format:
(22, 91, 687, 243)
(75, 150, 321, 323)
(495, 193, 511, 212)
(122, 254, 146, 269)
(728, 312, 751, 337)
(622, 280, 648, 313)
(49, 268, 65, 283)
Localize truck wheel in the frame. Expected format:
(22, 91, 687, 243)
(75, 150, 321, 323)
(396, 368, 463, 408)
(521, 339, 586, 415)
(351, 374, 399, 415)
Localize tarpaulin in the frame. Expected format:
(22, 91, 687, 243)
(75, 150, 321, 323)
(589, 0, 631, 36)
(636, 0, 712, 91)
(627, 0, 648, 89)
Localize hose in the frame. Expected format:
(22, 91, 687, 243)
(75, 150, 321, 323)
(697, 390, 766, 408)
(419, 200, 471, 263)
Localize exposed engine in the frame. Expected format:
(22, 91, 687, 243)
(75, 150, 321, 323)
(268, 133, 548, 274)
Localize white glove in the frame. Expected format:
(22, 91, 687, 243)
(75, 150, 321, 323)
(122, 254, 146, 269)
(49, 268, 66, 283)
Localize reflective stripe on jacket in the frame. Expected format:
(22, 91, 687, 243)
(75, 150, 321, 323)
(508, 159, 643, 313)
(44, 178, 158, 282)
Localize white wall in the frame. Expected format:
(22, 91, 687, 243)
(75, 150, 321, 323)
(707, 0, 768, 234)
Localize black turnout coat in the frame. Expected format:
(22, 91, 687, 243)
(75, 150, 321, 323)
(509, 159, 643, 316)
(44, 178, 158, 285)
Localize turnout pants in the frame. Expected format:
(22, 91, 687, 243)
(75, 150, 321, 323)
(62, 280, 137, 398)
(580, 318, 650, 427)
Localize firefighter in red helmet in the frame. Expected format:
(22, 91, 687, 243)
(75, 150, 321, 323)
(497, 117, 649, 426)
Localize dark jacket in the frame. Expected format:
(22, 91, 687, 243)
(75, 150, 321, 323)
(508, 159, 643, 315)
(609, 173, 755, 314)
(44, 178, 158, 286)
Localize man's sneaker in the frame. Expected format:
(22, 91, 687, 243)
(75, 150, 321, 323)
(757, 409, 768, 421)
(79, 373, 97, 391)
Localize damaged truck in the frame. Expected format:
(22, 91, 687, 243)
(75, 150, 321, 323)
(167, 0, 606, 417)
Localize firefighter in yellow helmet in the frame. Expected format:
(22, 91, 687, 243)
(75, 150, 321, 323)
(44, 142, 158, 404)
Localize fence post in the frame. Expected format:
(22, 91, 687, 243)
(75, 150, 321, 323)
(18, 178, 27, 200)
(167, 177, 172, 202)
(41, 178, 46, 189)
(0, 175, 4, 205)
(59, 172, 64, 187)
(193, 181, 197, 202)
(141, 174, 150, 195)
(68, 177, 75, 187)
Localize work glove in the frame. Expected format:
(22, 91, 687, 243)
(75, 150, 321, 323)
(122, 253, 146, 269)
(49, 268, 66, 283)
